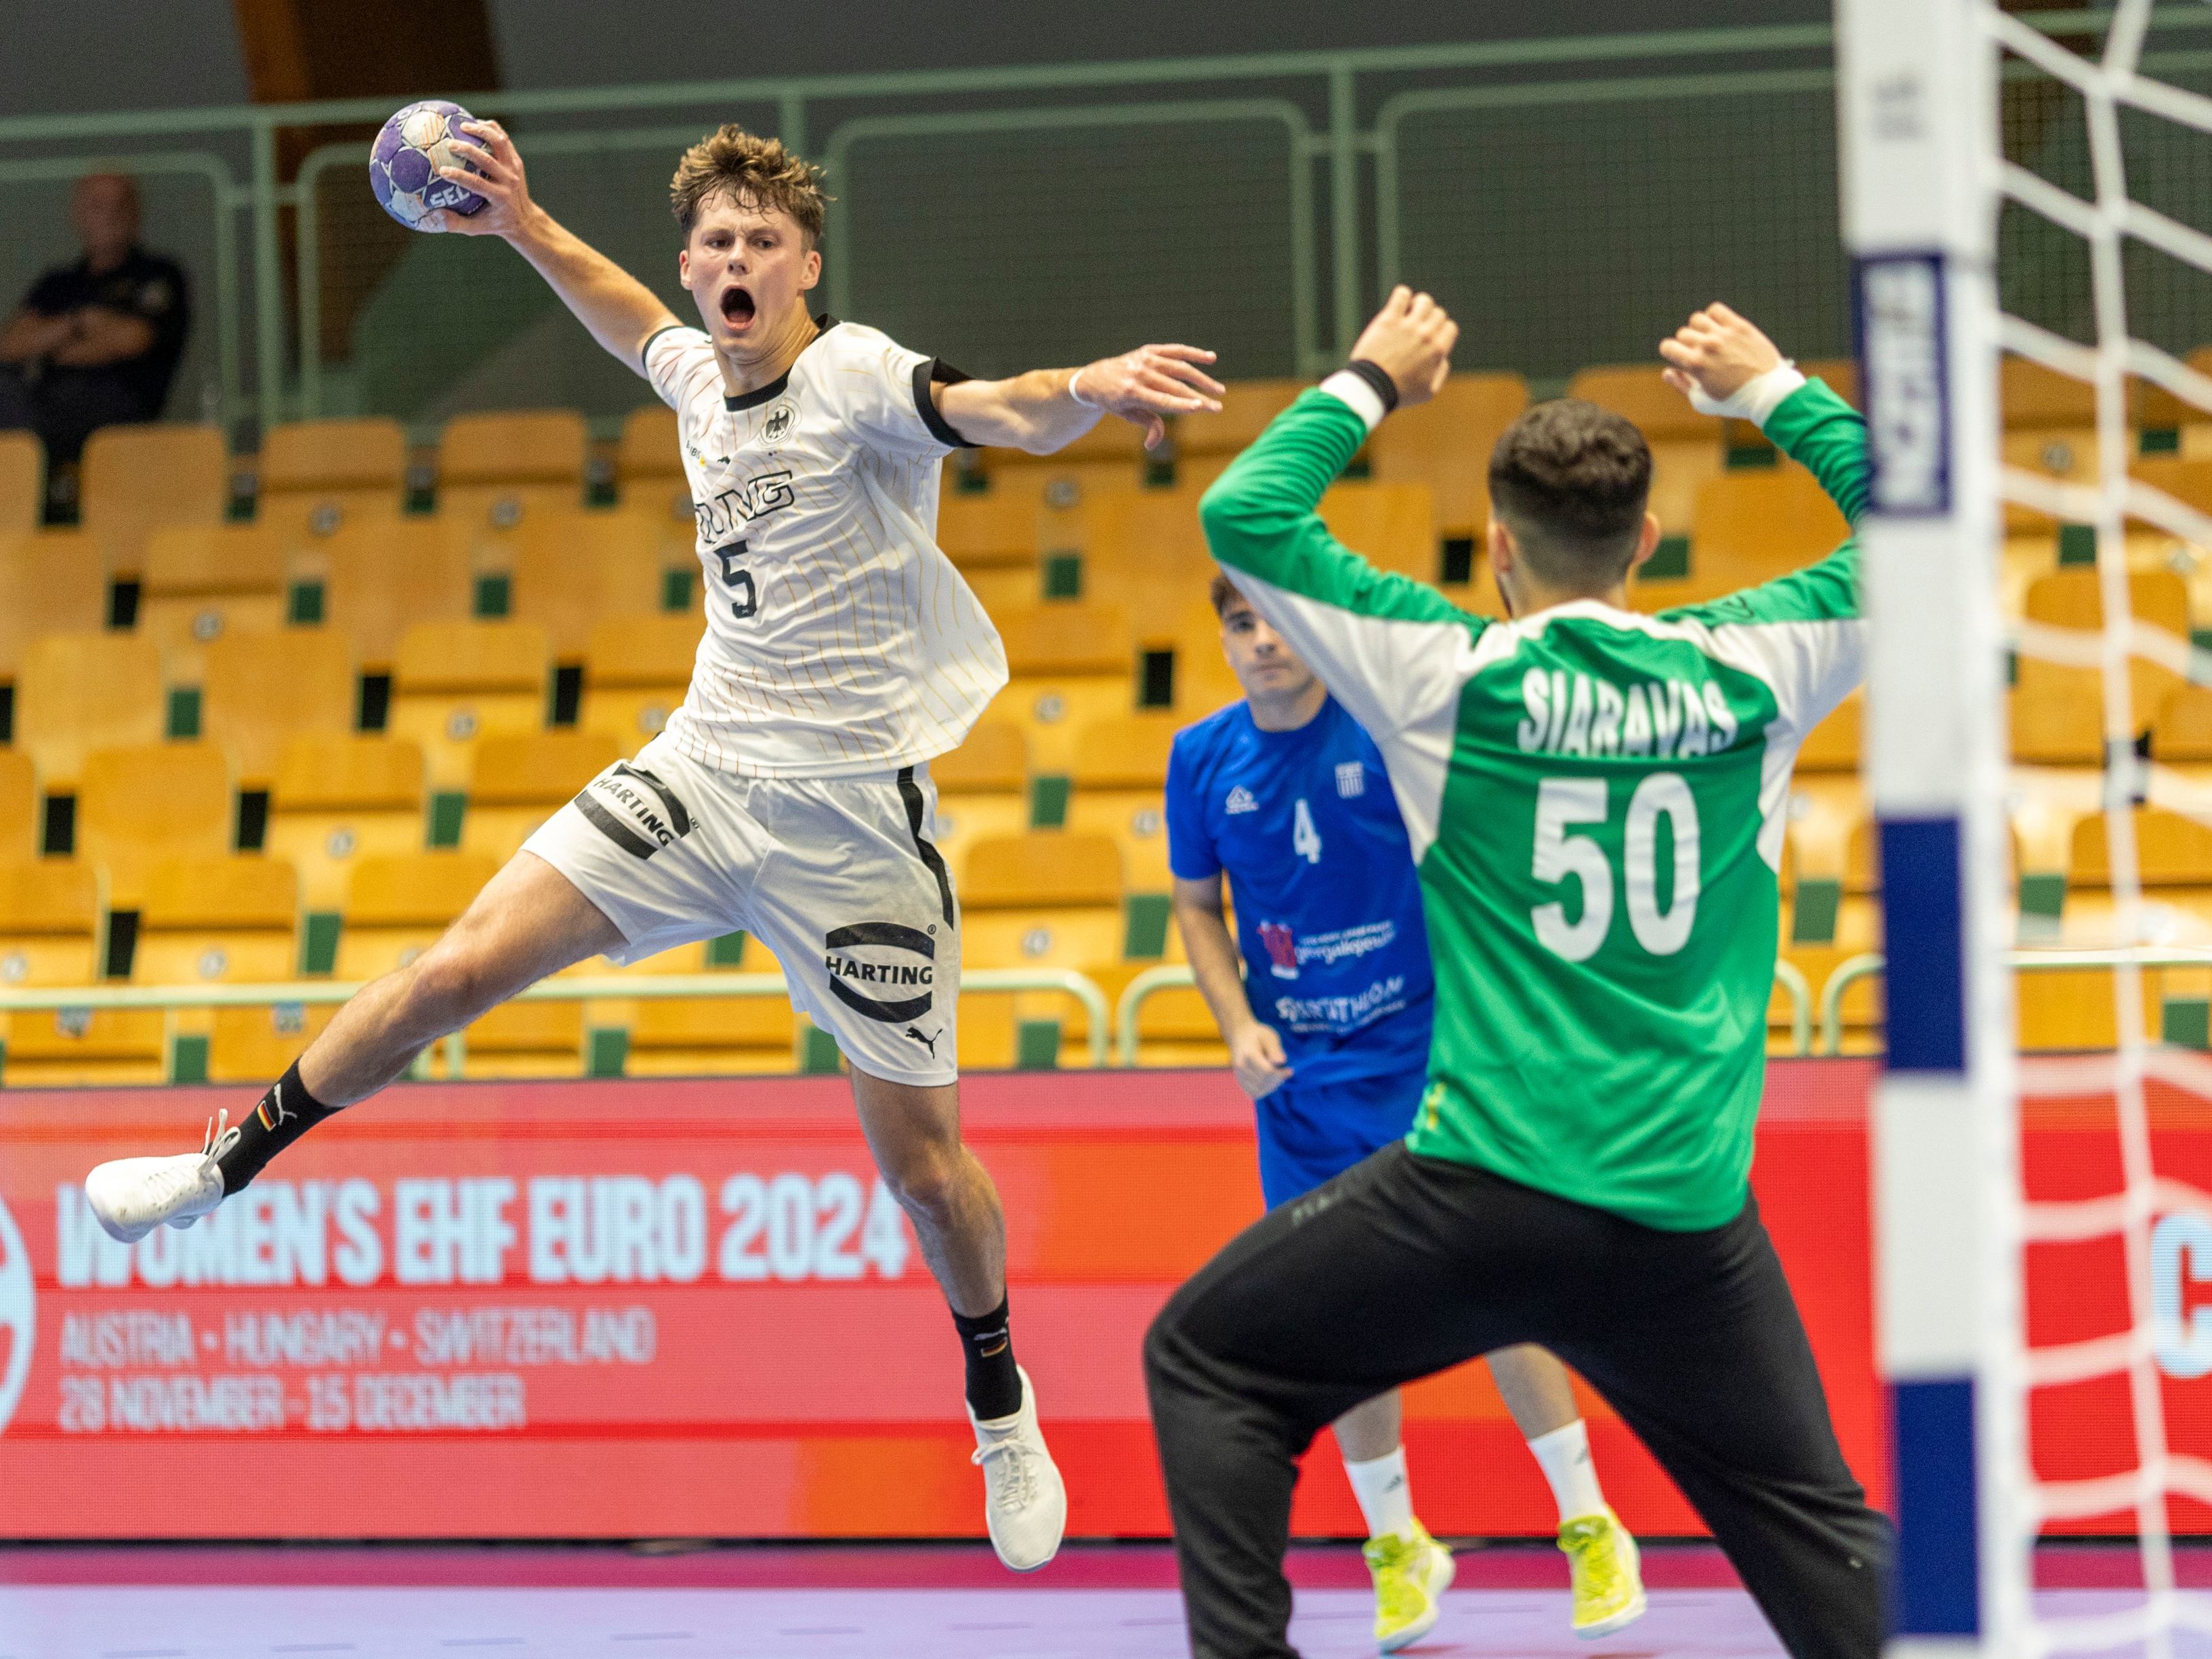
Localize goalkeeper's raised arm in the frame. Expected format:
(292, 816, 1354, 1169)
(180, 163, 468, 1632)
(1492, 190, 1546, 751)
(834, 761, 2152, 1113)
(1660, 301, 1870, 529)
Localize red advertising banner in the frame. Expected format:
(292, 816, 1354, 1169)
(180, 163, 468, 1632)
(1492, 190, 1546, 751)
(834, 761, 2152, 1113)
(0, 1064, 1886, 1539)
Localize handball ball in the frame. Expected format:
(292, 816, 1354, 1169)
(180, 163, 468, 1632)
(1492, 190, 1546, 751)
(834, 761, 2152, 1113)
(370, 100, 487, 230)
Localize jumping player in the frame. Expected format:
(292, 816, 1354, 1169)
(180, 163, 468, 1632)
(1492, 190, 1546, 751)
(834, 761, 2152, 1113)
(1144, 289, 1892, 1658)
(1166, 577, 1644, 1647)
(83, 122, 1225, 1573)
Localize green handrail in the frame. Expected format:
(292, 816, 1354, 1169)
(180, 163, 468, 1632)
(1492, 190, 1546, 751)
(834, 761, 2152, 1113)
(1814, 946, 2212, 1057)
(1115, 959, 1820, 1064)
(0, 965, 1112, 1075)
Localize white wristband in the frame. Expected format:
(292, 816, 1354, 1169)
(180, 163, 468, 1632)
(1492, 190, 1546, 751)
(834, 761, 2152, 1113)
(1318, 369, 1388, 434)
(1068, 364, 1101, 410)
(1686, 360, 1806, 428)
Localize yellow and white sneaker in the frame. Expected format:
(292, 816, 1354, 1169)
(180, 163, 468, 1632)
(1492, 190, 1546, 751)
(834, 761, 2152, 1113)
(1558, 1507, 1646, 1639)
(1363, 1521, 1454, 1653)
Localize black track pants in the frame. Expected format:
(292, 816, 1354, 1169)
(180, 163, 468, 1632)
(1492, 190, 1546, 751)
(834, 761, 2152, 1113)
(1143, 1141, 1893, 1659)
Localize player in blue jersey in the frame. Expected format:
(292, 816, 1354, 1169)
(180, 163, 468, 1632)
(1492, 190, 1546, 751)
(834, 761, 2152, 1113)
(1165, 573, 1647, 1649)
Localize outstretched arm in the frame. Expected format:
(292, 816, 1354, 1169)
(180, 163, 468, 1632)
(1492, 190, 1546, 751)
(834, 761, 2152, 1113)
(1661, 302, 1868, 525)
(1196, 287, 1480, 753)
(934, 344, 1224, 454)
(429, 119, 677, 375)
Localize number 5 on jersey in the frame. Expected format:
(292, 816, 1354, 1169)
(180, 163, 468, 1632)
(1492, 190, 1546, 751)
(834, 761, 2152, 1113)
(1530, 774, 1700, 961)
(714, 539, 759, 621)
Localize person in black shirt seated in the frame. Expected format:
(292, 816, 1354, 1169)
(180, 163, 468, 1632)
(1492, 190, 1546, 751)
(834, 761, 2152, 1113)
(0, 173, 190, 470)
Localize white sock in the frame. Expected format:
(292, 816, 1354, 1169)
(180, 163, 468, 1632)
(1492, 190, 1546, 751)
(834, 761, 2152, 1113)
(1343, 1446, 1417, 1542)
(1526, 1419, 1608, 1524)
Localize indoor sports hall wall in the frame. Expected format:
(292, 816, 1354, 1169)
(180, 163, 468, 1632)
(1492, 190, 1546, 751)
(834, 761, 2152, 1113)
(13, 14, 2212, 438)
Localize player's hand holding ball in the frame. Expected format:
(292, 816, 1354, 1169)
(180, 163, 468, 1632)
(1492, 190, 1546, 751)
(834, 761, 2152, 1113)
(1068, 344, 1226, 449)
(1349, 285, 1458, 406)
(1226, 1021, 1294, 1101)
(1659, 303, 1785, 411)
(425, 117, 535, 238)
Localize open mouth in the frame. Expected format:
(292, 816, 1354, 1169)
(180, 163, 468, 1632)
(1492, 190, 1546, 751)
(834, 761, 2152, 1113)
(720, 285, 756, 330)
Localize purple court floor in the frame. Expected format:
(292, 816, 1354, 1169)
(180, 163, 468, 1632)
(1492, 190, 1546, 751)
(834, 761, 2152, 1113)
(3, 1544, 2210, 1658)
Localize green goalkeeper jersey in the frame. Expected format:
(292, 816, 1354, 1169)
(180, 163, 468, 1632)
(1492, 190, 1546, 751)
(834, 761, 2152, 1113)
(1198, 377, 1867, 1230)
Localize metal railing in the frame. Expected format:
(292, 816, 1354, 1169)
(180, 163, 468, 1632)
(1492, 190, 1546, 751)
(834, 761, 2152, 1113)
(1815, 947, 2212, 1057)
(1115, 959, 1820, 1062)
(0, 9, 2188, 433)
(0, 966, 1111, 1078)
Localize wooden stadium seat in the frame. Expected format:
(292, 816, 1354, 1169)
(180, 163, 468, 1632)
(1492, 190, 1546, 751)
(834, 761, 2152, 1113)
(927, 721, 1030, 879)
(201, 629, 355, 789)
(138, 523, 287, 679)
(268, 734, 427, 910)
(135, 854, 299, 986)
(938, 488, 1043, 612)
(509, 509, 672, 658)
(1366, 372, 1529, 541)
(80, 424, 227, 576)
(436, 408, 589, 526)
(962, 831, 1125, 969)
(993, 603, 1137, 771)
(0, 860, 161, 1085)
(320, 518, 472, 668)
(2026, 807, 2212, 1048)
(455, 1001, 587, 1080)
(2023, 566, 2189, 729)
(1688, 467, 1851, 594)
(1318, 481, 1439, 584)
(982, 457, 1144, 515)
(1167, 598, 1245, 719)
(616, 405, 682, 489)
(1564, 365, 1724, 534)
(1788, 696, 1864, 883)
(0, 432, 41, 532)
(389, 620, 551, 791)
(1061, 488, 1212, 614)
(460, 729, 621, 863)
(207, 1003, 336, 1084)
(2151, 684, 2212, 818)
(961, 831, 1125, 1061)
(581, 614, 699, 750)
(335, 850, 497, 980)
(1066, 713, 1179, 891)
(1173, 380, 1306, 456)
(1999, 358, 2106, 532)
(13, 631, 163, 788)
(0, 751, 34, 864)
(2010, 661, 2107, 872)
(625, 996, 800, 1076)
(0, 531, 104, 679)
(257, 418, 407, 551)
(77, 742, 233, 907)
(0, 858, 100, 987)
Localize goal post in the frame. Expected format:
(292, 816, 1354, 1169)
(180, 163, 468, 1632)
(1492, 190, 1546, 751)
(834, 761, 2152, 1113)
(1835, 0, 2027, 1651)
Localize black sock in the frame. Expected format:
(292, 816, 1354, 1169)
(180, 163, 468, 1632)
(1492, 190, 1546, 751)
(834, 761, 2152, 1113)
(215, 1061, 339, 1194)
(952, 1295, 1022, 1423)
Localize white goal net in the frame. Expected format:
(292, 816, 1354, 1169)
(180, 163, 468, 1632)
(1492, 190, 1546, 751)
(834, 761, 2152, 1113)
(1842, 1, 2212, 1654)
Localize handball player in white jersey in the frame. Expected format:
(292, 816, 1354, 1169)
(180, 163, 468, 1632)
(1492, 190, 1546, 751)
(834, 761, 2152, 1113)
(82, 122, 1223, 1570)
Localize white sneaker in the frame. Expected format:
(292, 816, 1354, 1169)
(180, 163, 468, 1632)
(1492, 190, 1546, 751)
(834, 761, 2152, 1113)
(968, 1364, 1066, 1572)
(84, 1112, 240, 1244)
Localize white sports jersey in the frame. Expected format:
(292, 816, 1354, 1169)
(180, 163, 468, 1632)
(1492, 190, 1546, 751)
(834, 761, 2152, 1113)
(642, 316, 1009, 777)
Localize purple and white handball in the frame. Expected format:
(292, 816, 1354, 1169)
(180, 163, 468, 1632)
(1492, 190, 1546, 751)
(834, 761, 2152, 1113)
(369, 100, 488, 230)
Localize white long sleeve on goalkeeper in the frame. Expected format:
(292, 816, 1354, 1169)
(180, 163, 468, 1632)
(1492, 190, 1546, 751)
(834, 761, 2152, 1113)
(1682, 360, 1807, 429)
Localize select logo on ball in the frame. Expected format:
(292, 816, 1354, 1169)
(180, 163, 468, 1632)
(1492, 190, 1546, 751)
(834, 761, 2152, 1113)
(370, 100, 489, 230)
(0, 1192, 34, 1437)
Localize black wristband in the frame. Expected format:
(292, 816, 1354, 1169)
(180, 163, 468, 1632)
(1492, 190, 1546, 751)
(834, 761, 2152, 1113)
(1343, 358, 1400, 415)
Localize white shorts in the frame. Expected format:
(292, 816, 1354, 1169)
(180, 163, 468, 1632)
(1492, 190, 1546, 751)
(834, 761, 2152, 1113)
(522, 735, 960, 1087)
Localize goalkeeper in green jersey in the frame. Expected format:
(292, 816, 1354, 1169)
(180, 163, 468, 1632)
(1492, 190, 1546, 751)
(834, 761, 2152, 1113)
(1143, 291, 1892, 1659)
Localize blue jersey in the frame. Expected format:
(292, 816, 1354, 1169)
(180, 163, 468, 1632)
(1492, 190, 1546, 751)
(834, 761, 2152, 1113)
(1165, 695, 1434, 1094)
